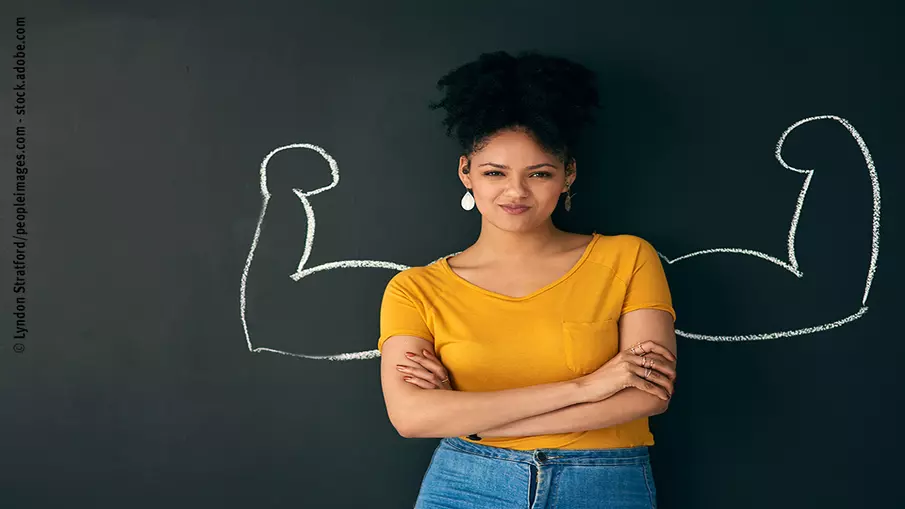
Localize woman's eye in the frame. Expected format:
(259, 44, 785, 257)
(483, 171, 552, 178)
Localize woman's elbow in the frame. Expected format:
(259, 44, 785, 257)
(389, 401, 430, 438)
(389, 412, 421, 438)
(396, 425, 417, 439)
(397, 420, 425, 439)
(651, 398, 670, 416)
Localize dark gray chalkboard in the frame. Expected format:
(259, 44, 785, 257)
(2, 1, 903, 508)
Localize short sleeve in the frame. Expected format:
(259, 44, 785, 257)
(620, 238, 677, 321)
(377, 273, 434, 353)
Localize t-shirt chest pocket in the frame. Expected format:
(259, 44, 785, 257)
(561, 319, 619, 375)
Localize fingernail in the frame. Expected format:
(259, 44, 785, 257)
(396, 365, 406, 371)
(403, 376, 412, 381)
(404, 352, 414, 358)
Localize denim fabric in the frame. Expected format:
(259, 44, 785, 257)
(414, 437, 657, 509)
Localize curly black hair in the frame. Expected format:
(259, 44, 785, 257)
(427, 50, 601, 175)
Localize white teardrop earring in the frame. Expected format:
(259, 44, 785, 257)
(461, 189, 475, 211)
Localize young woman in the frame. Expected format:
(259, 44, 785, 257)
(377, 50, 677, 509)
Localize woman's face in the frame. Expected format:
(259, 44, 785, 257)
(458, 129, 575, 231)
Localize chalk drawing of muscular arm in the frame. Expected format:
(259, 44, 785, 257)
(238, 144, 460, 361)
(661, 115, 881, 341)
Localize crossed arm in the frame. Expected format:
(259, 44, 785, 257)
(473, 308, 676, 438)
(381, 308, 676, 439)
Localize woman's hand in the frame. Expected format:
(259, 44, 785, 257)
(396, 349, 453, 390)
(577, 341, 677, 403)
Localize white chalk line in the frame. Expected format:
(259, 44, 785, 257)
(238, 143, 449, 361)
(677, 306, 869, 341)
(238, 115, 881, 359)
(665, 115, 880, 341)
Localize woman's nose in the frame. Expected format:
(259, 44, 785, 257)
(505, 181, 530, 195)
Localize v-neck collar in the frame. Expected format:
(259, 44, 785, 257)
(439, 232, 600, 302)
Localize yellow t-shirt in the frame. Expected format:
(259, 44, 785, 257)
(377, 232, 676, 451)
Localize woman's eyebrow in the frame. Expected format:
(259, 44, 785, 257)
(478, 162, 558, 170)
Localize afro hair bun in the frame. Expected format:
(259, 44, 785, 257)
(427, 50, 601, 168)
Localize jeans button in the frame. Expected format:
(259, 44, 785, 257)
(536, 451, 547, 462)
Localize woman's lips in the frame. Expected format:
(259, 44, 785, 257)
(500, 205, 530, 214)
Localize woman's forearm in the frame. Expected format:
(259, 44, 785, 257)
(475, 388, 668, 438)
(404, 379, 587, 439)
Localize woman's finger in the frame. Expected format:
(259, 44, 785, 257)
(628, 372, 671, 400)
(405, 351, 450, 383)
(621, 351, 676, 380)
(420, 350, 452, 383)
(397, 364, 446, 389)
(627, 341, 676, 362)
(627, 363, 673, 399)
(401, 374, 436, 389)
(626, 352, 676, 380)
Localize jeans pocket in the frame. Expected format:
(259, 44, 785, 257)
(561, 319, 619, 375)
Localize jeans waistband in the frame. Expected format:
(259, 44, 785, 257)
(440, 437, 650, 466)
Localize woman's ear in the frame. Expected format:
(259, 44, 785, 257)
(458, 155, 472, 186)
(565, 159, 577, 189)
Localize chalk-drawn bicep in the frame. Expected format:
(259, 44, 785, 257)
(379, 334, 435, 437)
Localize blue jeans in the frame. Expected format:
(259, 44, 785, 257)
(414, 437, 658, 508)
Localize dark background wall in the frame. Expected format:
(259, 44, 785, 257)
(2, 1, 903, 508)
